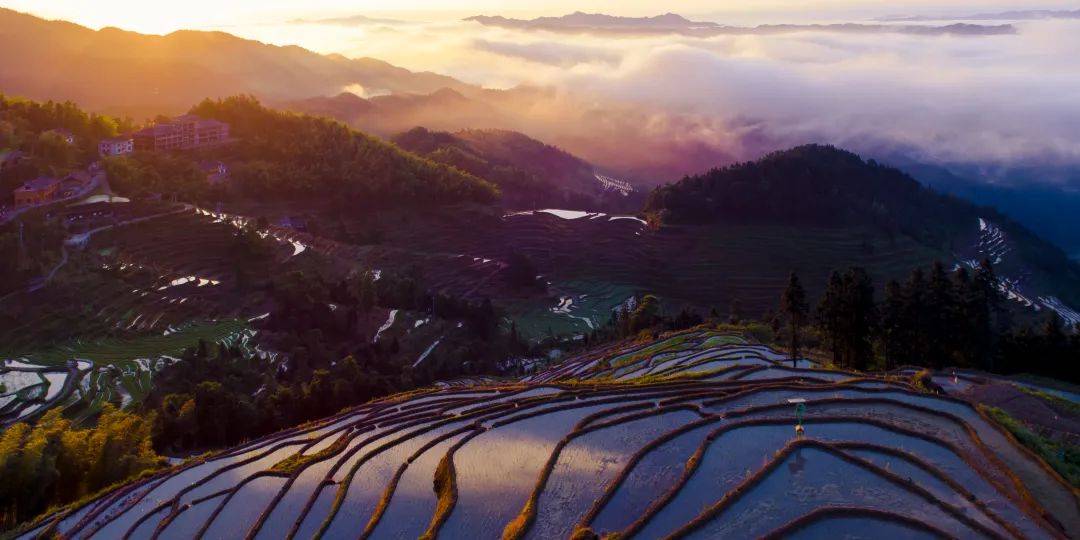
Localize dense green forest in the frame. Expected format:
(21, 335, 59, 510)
(101, 152, 209, 200)
(189, 96, 498, 206)
(776, 260, 1080, 384)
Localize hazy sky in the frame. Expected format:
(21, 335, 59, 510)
(5, 1, 1077, 33)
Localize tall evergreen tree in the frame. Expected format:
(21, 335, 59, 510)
(817, 271, 845, 366)
(780, 272, 808, 368)
(817, 268, 876, 369)
(903, 267, 928, 365)
(879, 280, 906, 369)
(841, 267, 877, 370)
(973, 258, 1006, 371)
(925, 261, 954, 368)
(951, 267, 980, 368)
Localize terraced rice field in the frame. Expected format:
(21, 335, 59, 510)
(503, 280, 639, 339)
(363, 208, 945, 319)
(1, 321, 254, 426)
(0, 208, 309, 425)
(23, 330, 1077, 539)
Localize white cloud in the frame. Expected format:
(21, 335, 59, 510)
(462, 19, 1080, 171)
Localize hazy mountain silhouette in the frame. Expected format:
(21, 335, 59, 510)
(0, 8, 470, 117)
(879, 9, 1080, 22)
(466, 11, 1015, 36)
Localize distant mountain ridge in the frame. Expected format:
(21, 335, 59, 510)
(466, 11, 1015, 36)
(466, 11, 717, 30)
(879, 9, 1080, 22)
(0, 8, 470, 116)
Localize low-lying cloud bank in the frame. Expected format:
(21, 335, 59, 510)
(267, 13, 1080, 186)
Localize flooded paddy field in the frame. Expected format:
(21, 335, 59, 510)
(20, 331, 1076, 539)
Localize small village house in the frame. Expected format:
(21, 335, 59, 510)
(13, 176, 60, 206)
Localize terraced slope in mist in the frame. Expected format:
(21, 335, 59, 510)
(21, 331, 1078, 539)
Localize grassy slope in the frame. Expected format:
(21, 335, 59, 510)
(983, 406, 1080, 488)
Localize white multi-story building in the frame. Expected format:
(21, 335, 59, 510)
(99, 136, 134, 156)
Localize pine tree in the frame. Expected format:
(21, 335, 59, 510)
(817, 271, 845, 367)
(841, 267, 876, 371)
(973, 258, 1006, 371)
(925, 261, 955, 368)
(903, 267, 928, 365)
(780, 272, 808, 368)
(879, 280, 906, 369)
(951, 266, 979, 368)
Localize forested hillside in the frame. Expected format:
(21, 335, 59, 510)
(393, 127, 614, 208)
(645, 145, 972, 243)
(645, 145, 1080, 305)
(188, 96, 499, 205)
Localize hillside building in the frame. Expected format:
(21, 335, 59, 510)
(133, 115, 229, 152)
(13, 176, 59, 206)
(59, 172, 91, 197)
(99, 136, 134, 156)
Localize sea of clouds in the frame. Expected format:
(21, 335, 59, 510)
(236, 12, 1080, 183)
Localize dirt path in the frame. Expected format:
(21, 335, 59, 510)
(65, 204, 192, 248)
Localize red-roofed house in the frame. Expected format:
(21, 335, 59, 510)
(13, 176, 60, 206)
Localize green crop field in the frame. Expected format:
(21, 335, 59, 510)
(15, 319, 250, 366)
